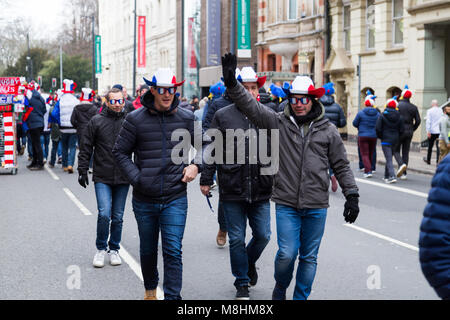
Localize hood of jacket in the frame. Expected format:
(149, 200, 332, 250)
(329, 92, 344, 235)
(319, 94, 335, 106)
(382, 109, 401, 125)
(363, 107, 379, 117)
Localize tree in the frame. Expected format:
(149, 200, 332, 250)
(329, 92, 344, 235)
(38, 54, 92, 92)
(1, 47, 51, 80)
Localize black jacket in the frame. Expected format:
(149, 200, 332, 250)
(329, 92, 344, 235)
(202, 91, 233, 131)
(199, 104, 273, 203)
(112, 90, 203, 204)
(376, 109, 405, 146)
(397, 98, 421, 136)
(77, 107, 129, 185)
(26, 90, 47, 130)
(70, 102, 98, 137)
(319, 95, 347, 128)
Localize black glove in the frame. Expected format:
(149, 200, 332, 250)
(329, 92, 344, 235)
(343, 194, 359, 223)
(221, 52, 237, 89)
(78, 172, 89, 188)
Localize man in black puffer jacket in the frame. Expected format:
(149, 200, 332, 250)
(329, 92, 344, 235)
(200, 66, 272, 300)
(77, 87, 130, 269)
(394, 86, 421, 179)
(112, 68, 202, 301)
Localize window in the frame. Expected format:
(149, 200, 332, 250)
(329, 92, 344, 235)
(392, 0, 403, 45)
(288, 0, 297, 20)
(366, 0, 375, 49)
(343, 4, 351, 52)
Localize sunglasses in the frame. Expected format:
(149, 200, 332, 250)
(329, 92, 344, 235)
(290, 96, 311, 105)
(156, 87, 177, 95)
(109, 99, 124, 105)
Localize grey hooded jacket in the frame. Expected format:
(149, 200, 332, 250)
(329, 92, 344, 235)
(227, 82, 358, 209)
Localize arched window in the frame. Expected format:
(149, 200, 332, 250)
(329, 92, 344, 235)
(386, 86, 402, 99)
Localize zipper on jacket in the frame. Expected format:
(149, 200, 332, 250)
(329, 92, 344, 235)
(160, 113, 166, 196)
(248, 120, 252, 203)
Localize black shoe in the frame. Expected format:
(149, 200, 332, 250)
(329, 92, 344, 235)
(27, 163, 37, 169)
(29, 165, 44, 171)
(248, 264, 258, 287)
(235, 286, 250, 300)
(423, 157, 430, 165)
(272, 283, 286, 300)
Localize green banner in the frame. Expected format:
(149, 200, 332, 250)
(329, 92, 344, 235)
(237, 0, 251, 58)
(95, 35, 102, 74)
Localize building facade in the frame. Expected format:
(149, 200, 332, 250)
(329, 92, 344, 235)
(324, 0, 450, 145)
(256, 0, 327, 86)
(97, 0, 177, 96)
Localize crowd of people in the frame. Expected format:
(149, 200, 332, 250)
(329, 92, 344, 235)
(14, 52, 450, 301)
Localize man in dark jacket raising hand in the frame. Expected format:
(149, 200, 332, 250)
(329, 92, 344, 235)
(221, 53, 359, 300)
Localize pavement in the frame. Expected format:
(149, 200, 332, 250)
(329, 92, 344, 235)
(343, 140, 438, 176)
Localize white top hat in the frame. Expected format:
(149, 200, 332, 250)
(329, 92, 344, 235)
(235, 67, 266, 88)
(143, 68, 185, 87)
(282, 76, 325, 98)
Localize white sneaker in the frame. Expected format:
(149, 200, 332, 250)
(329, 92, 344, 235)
(400, 174, 407, 180)
(363, 173, 373, 178)
(93, 250, 107, 268)
(396, 164, 407, 178)
(109, 250, 122, 266)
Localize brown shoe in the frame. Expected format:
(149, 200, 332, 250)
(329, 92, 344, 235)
(216, 229, 227, 248)
(144, 289, 157, 300)
(63, 167, 69, 172)
(67, 166, 74, 174)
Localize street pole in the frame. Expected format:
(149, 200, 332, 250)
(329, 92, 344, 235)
(60, 45, 63, 89)
(230, 0, 235, 54)
(92, 15, 96, 91)
(133, 0, 137, 95)
(26, 33, 33, 82)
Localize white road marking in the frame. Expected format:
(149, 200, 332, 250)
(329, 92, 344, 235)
(62, 187, 93, 216)
(355, 178, 428, 198)
(45, 164, 60, 180)
(344, 223, 419, 252)
(119, 247, 164, 300)
(63, 186, 164, 299)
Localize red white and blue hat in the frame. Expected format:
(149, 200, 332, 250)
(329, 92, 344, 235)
(401, 85, 412, 99)
(62, 79, 77, 93)
(282, 76, 325, 98)
(386, 96, 399, 109)
(143, 68, 185, 87)
(364, 90, 377, 107)
(80, 88, 95, 102)
(235, 67, 266, 88)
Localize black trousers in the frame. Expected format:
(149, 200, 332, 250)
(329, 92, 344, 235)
(426, 134, 440, 164)
(394, 134, 412, 172)
(29, 127, 44, 166)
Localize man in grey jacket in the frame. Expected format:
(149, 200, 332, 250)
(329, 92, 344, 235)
(221, 53, 359, 300)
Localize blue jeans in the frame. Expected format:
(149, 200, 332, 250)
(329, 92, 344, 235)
(132, 196, 188, 300)
(222, 200, 271, 287)
(40, 132, 50, 160)
(61, 133, 77, 167)
(94, 183, 130, 251)
(274, 204, 327, 300)
(49, 140, 60, 166)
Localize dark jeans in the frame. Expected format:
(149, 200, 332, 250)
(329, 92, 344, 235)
(426, 134, 440, 164)
(40, 131, 51, 160)
(132, 196, 188, 300)
(49, 139, 61, 166)
(61, 133, 78, 167)
(28, 127, 44, 166)
(94, 183, 130, 251)
(217, 200, 227, 231)
(222, 200, 271, 288)
(358, 137, 377, 173)
(358, 142, 376, 171)
(382, 144, 395, 179)
(394, 134, 412, 173)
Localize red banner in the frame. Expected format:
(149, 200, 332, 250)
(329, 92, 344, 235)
(0, 77, 20, 95)
(188, 17, 197, 68)
(138, 16, 146, 68)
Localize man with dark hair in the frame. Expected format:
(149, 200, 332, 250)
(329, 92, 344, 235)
(394, 85, 421, 179)
(221, 53, 359, 300)
(78, 87, 130, 268)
